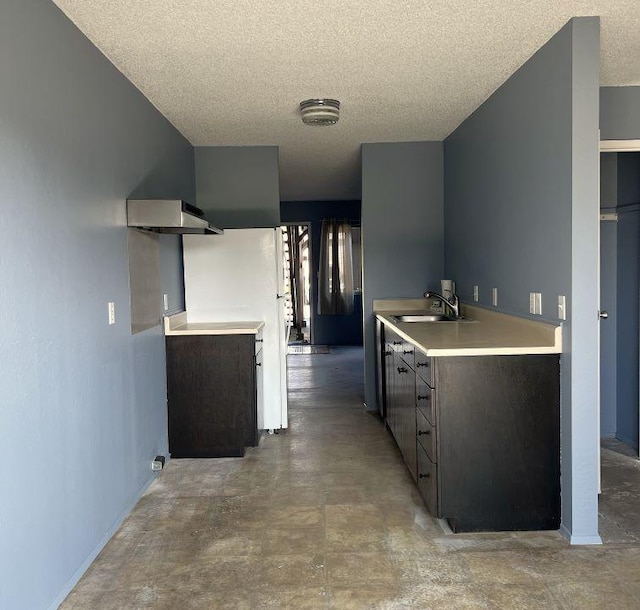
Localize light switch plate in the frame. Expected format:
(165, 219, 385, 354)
(163, 293, 169, 312)
(529, 292, 535, 314)
(108, 301, 116, 325)
(558, 295, 566, 320)
(473, 285, 479, 302)
(492, 288, 498, 307)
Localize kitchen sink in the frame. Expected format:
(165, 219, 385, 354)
(392, 313, 460, 323)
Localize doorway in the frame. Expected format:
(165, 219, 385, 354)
(598, 148, 640, 543)
(599, 151, 640, 456)
(281, 224, 313, 346)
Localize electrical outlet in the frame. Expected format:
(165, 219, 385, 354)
(558, 295, 566, 320)
(108, 301, 116, 325)
(534, 292, 542, 316)
(492, 288, 498, 307)
(163, 293, 169, 312)
(529, 292, 535, 314)
(473, 285, 479, 302)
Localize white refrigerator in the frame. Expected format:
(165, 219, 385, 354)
(182, 228, 288, 431)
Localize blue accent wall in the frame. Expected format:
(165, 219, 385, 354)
(361, 142, 444, 411)
(444, 18, 601, 542)
(616, 205, 640, 450)
(600, 86, 640, 139)
(0, 1, 194, 608)
(280, 200, 363, 346)
(195, 146, 281, 228)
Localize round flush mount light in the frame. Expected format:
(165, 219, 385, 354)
(299, 99, 340, 126)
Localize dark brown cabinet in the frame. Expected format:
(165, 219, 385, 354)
(166, 332, 262, 458)
(377, 321, 560, 532)
(382, 326, 418, 481)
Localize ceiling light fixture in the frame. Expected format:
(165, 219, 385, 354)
(299, 99, 340, 126)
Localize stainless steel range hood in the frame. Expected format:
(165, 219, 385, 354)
(126, 199, 223, 235)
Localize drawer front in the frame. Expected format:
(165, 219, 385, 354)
(416, 407, 436, 462)
(400, 341, 415, 370)
(415, 378, 435, 425)
(386, 327, 404, 353)
(414, 351, 434, 386)
(417, 446, 438, 517)
(255, 331, 264, 354)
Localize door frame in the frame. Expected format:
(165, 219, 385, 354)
(599, 139, 640, 459)
(600, 140, 640, 152)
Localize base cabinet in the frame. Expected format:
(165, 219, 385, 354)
(434, 355, 560, 532)
(166, 333, 262, 457)
(378, 322, 560, 532)
(381, 326, 418, 481)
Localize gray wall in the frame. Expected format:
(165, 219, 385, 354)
(444, 18, 601, 543)
(600, 86, 640, 139)
(0, 1, 194, 608)
(361, 141, 444, 410)
(195, 146, 281, 228)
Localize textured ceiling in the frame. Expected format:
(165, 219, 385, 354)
(53, 1, 640, 201)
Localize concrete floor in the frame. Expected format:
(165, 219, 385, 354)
(599, 438, 640, 544)
(62, 347, 640, 609)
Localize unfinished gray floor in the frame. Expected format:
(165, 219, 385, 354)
(599, 438, 640, 544)
(62, 347, 640, 609)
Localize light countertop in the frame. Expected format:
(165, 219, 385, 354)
(164, 312, 264, 336)
(375, 299, 562, 357)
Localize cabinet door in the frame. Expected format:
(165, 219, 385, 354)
(437, 355, 560, 532)
(388, 352, 403, 439)
(253, 348, 263, 445)
(402, 367, 417, 481)
(394, 358, 416, 481)
(375, 320, 385, 416)
(166, 334, 256, 457)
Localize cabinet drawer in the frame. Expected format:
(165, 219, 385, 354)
(415, 351, 434, 386)
(416, 378, 435, 424)
(416, 407, 436, 462)
(387, 328, 404, 352)
(417, 446, 438, 517)
(400, 341, 415, 369)
(254, 331, 264, 354)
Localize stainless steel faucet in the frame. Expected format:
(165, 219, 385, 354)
(424, 291, 460, 318)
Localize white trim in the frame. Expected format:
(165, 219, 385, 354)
(600, 139, 640, 152)
(570, 534, 603, 545)
(559, 523, 603, 545)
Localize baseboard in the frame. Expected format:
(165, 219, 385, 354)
(48, 472, 160, 610)
(559, 524, 602, 546)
